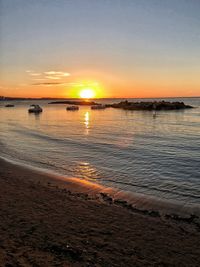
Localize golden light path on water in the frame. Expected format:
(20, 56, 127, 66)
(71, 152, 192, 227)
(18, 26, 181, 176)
(84, 111, 90, 135)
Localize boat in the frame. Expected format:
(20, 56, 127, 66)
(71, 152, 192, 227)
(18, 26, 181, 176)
(91, 104, 106, 110)
(5, 104, 15, 107)
(28, 104, 43, 113)
(66, 105, 79, 111)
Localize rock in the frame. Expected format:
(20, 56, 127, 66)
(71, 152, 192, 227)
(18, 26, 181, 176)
(148, 210, 160, 217)
(165, 214, 199, 223)
(99, 193, 113, 204)
(114, 199, 128, 207)
(48, 100, 100, 105)
(107, 101, 193, 111)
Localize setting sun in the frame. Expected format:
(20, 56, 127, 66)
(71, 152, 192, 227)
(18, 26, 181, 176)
(68, 80, 104, 99)
(80, 88, 95, 99)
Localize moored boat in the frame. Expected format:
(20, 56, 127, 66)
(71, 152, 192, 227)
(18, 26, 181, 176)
(91, 104, 106, 110)
(5, 104, 15, 107)
(66, 106, 79, 111)
(28, 105, 43, 113)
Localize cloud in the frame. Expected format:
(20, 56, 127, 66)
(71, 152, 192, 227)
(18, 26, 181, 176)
(32, 81, 75, 87)
(29, 73, 41, 76)
(32, 82, 63, 86)
(26, 70, 40, 76)
(26, 70, 71, 81)
(44, 71, 70, 77)
(45, 76, 61, 80)
(44, 71, 57, 75)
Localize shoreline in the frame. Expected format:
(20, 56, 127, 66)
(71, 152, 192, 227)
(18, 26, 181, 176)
(1, 155, 200, 219)
(1, 157, 200, 266)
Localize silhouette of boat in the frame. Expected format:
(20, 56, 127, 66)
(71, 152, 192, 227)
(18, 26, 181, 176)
(5, 104, 15, 107)
(91, 105, 106, 110)
(66, 106, 79, 111)
(28, 105, 43, 113)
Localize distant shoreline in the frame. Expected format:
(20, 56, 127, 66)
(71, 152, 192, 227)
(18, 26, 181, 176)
(1, 96, 200, 101)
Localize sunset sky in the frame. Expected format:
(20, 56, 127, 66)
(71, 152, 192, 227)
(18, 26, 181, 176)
(0, 0, 200, 98)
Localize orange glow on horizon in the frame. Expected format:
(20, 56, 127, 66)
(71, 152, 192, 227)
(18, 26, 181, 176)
(1, 77, 200, 99)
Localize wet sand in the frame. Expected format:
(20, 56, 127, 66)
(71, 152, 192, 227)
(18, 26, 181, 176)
(0, 158, 200, 266)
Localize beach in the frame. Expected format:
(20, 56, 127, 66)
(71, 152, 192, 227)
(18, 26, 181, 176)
(0, 158, 200, 267)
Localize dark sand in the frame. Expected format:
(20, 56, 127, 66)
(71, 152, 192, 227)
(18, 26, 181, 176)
(0, 158, 200, 267)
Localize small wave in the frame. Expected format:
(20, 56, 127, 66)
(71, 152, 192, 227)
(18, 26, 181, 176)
(100, 179, 200, 201)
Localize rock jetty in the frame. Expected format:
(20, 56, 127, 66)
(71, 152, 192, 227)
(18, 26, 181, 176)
(106, 100, 193, 111)
(48, 100, 99, 105)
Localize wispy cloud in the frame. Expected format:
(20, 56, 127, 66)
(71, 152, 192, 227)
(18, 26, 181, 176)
(32, 82, 70, 86)
(32, 81, 80, 87)
(29, 73, 41, 76)
(32, 82, 62, 85)
(26, 70, 40, 76)
(44, 71, 70, 77)
(45, 76, 61, 80)
(26, 70, 71, 81)
(44, 71, 70, 80)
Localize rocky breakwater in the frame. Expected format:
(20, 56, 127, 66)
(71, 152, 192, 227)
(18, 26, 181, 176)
(48, 100, 99, 106)
(107, 100, 193, 111)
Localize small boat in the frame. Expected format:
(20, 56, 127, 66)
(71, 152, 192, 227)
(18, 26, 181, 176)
(28, 104, 43, 113)
(66, 105, 79, 111)
(91, 104, 106, 110)
(5, 104, 15, 107)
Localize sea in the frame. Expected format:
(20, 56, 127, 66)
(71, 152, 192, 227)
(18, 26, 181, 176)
(0, 97, 200, 214)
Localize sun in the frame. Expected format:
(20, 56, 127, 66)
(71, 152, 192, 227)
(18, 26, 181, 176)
(79, 88, 95, 99)
(69, 81, 103, 98)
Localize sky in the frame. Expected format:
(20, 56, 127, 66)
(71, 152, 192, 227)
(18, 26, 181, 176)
(0, 0, 200, 98)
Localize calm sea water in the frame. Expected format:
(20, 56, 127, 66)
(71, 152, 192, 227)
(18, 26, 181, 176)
(0, 98, 200, 209)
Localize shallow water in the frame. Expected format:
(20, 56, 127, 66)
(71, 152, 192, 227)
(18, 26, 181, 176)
(0, 97, 200, 209)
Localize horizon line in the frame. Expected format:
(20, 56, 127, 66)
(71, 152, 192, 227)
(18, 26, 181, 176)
(1, 96, 200, 100)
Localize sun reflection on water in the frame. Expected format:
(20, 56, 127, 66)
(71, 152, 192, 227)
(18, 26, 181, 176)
(77, 162, 99, 181)
(84, 111, 90, 134)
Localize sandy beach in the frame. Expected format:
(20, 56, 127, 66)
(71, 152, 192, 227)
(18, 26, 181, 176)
(0, 158, 200, 267)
